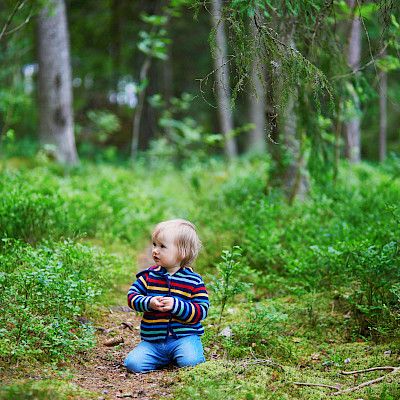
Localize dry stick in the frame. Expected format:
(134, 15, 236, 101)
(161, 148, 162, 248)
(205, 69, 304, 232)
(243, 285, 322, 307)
(293, 366, 400, 396)
(293, 382, 340, 391)
(331, 367, 400, 396)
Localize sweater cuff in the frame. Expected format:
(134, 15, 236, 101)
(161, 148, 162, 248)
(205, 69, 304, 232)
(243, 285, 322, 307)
(143, 296, 153, 312)
(171, 297, 182, 316)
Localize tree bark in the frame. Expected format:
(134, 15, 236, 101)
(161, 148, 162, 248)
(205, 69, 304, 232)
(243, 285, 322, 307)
(283, 93, 309, 203)
(248, 17, 267, 154)
(281, 28, 309, 202)
(110, 0, 122, 87)
(210, 0, 237, 159)
(37, 0, 78, 164)
(131, 57, 151, 159)
(379, 55, 387, 162)
(344, 0, 361, 163)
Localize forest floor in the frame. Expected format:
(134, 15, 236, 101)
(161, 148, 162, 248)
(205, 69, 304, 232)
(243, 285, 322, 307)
(69, 245, 179, 400)
(71, 306, 176, 400)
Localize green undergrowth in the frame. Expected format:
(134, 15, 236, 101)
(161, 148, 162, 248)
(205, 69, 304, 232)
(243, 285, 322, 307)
(174, 295, 400, 400)
(174, 353, 400, 400)
(0, 239, 122, 362)
(0, 155, 399, 399)
(0, 379, 96, 400)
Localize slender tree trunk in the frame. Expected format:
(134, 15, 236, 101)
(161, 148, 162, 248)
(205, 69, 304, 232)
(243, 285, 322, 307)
(110, 0, 122, 87)
(248, 17, 266, 153)
(379, 55, 387, 162)
(344, 0, 361, 163)
(282, 89, 309, 203)
(162, 18, 174, 103)
(281, 28, 309, 202)
(131, 57, 151, 158)
(37, 0, 78, 164)
(210, 0, 237, 159)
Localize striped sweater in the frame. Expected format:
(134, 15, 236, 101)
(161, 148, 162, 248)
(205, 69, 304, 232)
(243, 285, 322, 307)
(127, 265, 209, 341)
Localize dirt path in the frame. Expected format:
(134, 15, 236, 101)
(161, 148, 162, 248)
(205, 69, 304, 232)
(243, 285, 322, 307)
(72, 306, 176, 400)
(72, 247, 177, 400)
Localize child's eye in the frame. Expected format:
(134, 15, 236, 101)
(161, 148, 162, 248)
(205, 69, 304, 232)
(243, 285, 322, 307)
(152, 242, 156, 247)
(161, 244, 166, 249)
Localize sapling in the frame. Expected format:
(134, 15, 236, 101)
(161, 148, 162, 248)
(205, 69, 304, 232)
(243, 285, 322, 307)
(209, 246, 254, 324)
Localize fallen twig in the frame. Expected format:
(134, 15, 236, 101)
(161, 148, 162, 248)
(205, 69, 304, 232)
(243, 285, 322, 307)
(331, 366, 400, 396)
(293, 382, 340, 391)
(292, 366, 400, 396)
(121, 321, 134, 331)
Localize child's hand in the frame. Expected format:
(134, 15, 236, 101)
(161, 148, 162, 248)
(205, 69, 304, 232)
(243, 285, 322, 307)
(150, 296, 174, 312)
(149, 296, 164, 311)
(160, 297, 174, 312)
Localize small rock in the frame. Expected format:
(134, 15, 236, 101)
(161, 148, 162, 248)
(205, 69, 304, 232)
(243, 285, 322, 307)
(116, 393, 133, 398)
(102, 390, 109, 394)
(311, 353, 320, 360)
(219, 326, 232, 338)
(344, 358, 351, 364)
(384, 350, 392, 356)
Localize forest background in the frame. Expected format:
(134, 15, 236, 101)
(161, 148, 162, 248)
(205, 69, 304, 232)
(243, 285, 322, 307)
(0, 0, 400, 399)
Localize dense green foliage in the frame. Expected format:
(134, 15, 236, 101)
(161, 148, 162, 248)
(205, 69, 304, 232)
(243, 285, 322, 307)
(0, 239, 119, 361)
(0, 156, 399, 369)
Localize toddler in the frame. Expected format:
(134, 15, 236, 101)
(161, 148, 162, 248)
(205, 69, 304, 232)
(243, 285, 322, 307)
(124, 219, 209, 373)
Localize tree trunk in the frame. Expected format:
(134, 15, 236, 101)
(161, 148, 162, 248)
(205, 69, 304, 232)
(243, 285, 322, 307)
(379, 57, 387, 162)
(37, 0, 78, 164)
(344, 0, 361, 163)
(282, 88, 309, 203)
(279, 28, 309, 202)
(248, 17, 266, 154)
(210, 0, 237, 159)
(131, 57, 151, 159)
(162, 18, 174, 103)
(110, 0, 122, 87)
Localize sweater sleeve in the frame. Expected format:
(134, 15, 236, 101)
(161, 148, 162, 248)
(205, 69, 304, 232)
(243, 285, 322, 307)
(127, 273, 153, 312)
(171, 280, 209, 324)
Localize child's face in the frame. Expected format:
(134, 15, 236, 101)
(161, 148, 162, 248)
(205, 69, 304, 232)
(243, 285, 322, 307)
(152, 230, 182, 270)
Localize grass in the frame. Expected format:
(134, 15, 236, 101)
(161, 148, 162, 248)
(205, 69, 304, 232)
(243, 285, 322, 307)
(0, 379, 96, 400)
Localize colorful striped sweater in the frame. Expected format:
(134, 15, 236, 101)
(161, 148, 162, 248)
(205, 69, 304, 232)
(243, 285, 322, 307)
(127, 265, 209, 341)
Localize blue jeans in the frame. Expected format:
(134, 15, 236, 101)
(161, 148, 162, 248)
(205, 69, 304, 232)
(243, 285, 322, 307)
(124, 335, 205, 373)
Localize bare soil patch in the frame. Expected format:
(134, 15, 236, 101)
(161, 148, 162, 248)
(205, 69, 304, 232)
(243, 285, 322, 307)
(72, 307, 176, 400)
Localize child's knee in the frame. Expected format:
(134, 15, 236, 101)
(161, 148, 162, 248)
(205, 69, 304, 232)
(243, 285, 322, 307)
(176, 354, 205, 368)
(124, 354, 149, 373)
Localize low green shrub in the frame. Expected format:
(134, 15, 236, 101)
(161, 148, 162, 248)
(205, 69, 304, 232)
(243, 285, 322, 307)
(208, 246, 256, 324)
(0, 239, 119, 361)
(0, 165, 178, 243)
(221, 304, 290, 360)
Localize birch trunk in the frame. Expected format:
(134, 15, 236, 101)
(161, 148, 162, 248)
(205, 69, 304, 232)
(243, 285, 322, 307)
(248, 17, 267, 154)
(37, 0, 78, 164)
(131, 57, 151, 159)
(210, 0, 237, 159)
(379, 63, 387, 162)
(344, 0, 361, 163)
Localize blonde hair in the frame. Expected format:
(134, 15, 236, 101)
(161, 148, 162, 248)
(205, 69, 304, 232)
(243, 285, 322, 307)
(152, 219, 202, 267)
